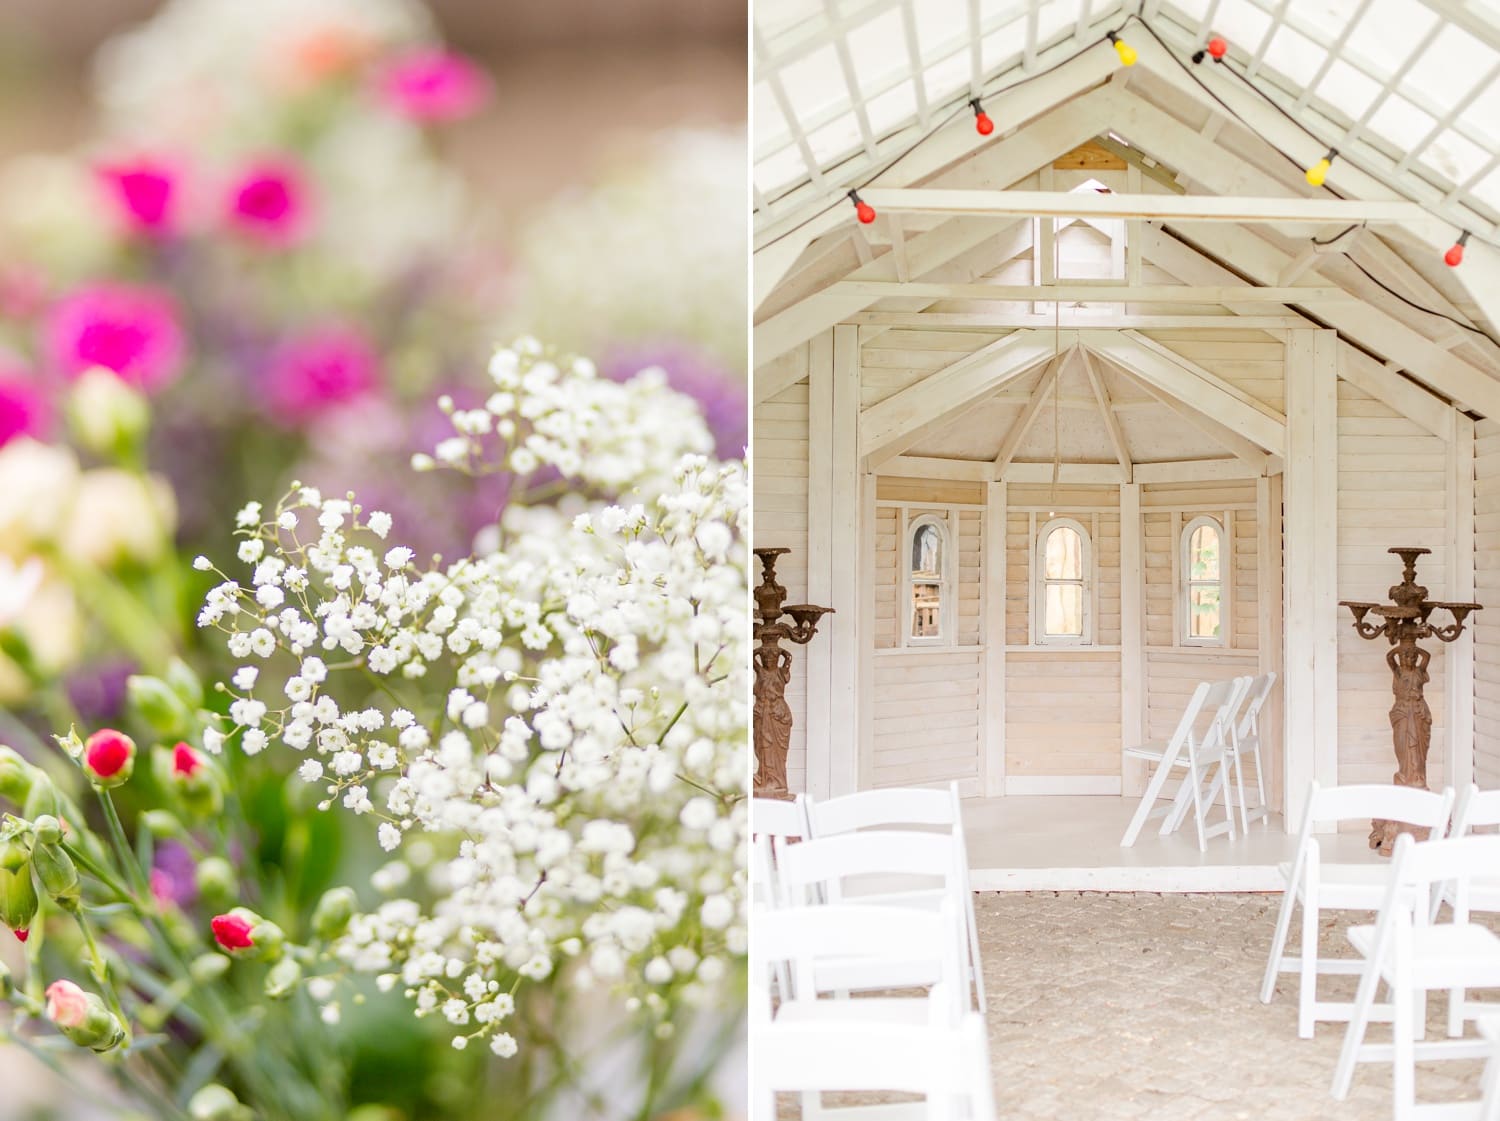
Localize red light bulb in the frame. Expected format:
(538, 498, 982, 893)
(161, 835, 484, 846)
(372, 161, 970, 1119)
(1445, 231, 1470, 267)
(970, 99, 994, 136)
(1208, 37, 1228, 60)
(848, 190, 876, 224)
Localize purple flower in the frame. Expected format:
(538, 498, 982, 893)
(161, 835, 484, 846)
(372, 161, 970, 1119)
(601, 341, 746, 459)
(150, 841, 198, 910)
(64, 659, 137, 724)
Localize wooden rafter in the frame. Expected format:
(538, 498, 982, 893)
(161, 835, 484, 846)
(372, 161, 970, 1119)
(993, 351, 1067, 475)
(1079, 348, 1132, 478)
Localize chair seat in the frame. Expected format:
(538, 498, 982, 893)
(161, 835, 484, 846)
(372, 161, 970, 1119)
(1349, 921, 1500, 988)
(776, 996, 936, 1028)
(1123, 741, 1226, 765)
(1281, 861, 1401, 908)
(1438, 879, 1500, 912)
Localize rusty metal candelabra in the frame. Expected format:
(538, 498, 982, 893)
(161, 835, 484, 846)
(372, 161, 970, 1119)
(1339, 547, 1481, 855)
(753, 547, 833, 800)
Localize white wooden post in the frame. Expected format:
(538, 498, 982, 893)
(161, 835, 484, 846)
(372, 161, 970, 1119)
(805, 330, 834, 799)
(1283, 330, 1339, 826)
(1258, 473, 1286, 814)
(983, 480, 1007, 797)
(857, 470, 877, 790)
(1120, 481, 1145, 795)
(1447, 413, 1476, 793)
(828, 325, 862, 796)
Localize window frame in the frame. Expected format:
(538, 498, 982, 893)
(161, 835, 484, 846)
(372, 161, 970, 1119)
(903, 512, 953, 648)
(1180, 515, 1228, 648)
(1033, 516, 1093, 647)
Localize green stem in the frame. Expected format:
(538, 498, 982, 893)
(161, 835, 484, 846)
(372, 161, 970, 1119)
(73, 908, 132, 1047)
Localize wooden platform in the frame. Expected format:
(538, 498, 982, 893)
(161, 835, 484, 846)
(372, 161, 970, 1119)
(963, 794, 1382, 893)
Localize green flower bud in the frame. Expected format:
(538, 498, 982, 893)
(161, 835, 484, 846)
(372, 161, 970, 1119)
(127, 676, 191, 740)
(248, 918, 285, 962)
(264, 956, 303, 1000)
(165, 658, 204, 709)
(31, 815, 61, 846)
(312, 886, 357, 941)
(66, 368, 150, 463)
(189, 952, 231, 985)
(187, 1084, 253, 1121)
(141, 810, 186, 838)
(32, 842, 80, 911)
(0, 833, 32, 874)
(23, 775, 60, 821)
(0, 747, 32, 803)
(195, 857, 237, 907)
(151, 743, 222, 819)
(0, 957, 11, 1000)
(0, 862, 37, 938)
(45, 982, 126, 1053)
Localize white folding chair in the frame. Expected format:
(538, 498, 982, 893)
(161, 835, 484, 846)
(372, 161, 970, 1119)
(777, 831, 967, 999)
(806, 783, 987, 1013)
(1435, 785, 1500, 1036)
(1120, 676, 1247, 851)
(1332, 833, 1500, 1119)
(752, 794, 811, 859)
(1261, 781, 1455, 1038)
(752, 901, 979, 1121)
(752, 1016, 997, 1121)
(1224, 671, 1277, 832)
(1480, 1016, 1500, 1121)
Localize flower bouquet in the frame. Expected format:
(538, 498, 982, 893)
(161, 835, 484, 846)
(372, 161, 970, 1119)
(0, 341, 747, 1119)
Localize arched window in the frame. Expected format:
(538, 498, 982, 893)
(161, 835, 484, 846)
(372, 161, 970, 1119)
(1181, 516, 1226, 645)
(905, 514, 950, 645)
(1035, 518, 1091, 645)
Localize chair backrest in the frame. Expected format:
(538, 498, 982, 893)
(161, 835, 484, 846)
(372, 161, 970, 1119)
(1386, 832, 1500, 890)
(1235, 672, 1278, 740)
(775, 830, 960, 906)
(807, 782, 959, 837)
(750, 834, 776, 909)
(1451, 784, 1500, 835)
(751, 1014, 996, 1121)
(752, 795, 810, 842)
(1156, 681, 1214, 765)
(751, 900, 965, 1021)
(1301, 781, 1455, 834)
(1193, 675, 1250, 760)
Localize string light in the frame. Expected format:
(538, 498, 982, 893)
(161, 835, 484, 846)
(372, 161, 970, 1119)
(1193, 36, 1228, 64)
(970, 98, 994, 136)
(1107, 31, 1137, 66)
(1446, 231, 1470, 267)
(1305, 148, 1337, 187)
(847, 188, 876, 224)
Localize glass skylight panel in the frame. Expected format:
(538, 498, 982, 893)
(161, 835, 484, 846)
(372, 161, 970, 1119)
(981, 20, 1030, 73)
(1425, 130, 1493, 189)
(755, 146, 810, 197)
(752, 84, 790, 160)
(1457, 76, 1500, 147)
(847, 6, 908, 94)
(913, 0, 970, 64)
(923, 50, 974, 109)
(865, 81, 920, 135)
(1404, 24, 1493, 105)
(808, 113, 865, 165)
(1315, 58, 1384, 120)
(1475, 168, 1500, 211)
(1345, 0, 1438, 74)
(1284, 0, 1356, 43)
(779, 45, 851, 127)
(1264, 26, 1327, 88)
(1367, 95, 1438, 154)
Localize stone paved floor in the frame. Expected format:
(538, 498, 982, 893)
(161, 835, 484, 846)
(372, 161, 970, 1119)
(783, 892, 1499, 1120)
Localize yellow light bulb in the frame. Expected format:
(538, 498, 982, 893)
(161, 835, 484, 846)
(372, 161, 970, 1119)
(1305, 158, 1330, 187)
(1113, 38, 1137, 66)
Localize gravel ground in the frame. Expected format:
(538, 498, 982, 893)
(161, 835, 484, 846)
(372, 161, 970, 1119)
(780, 891, 1499, 1120)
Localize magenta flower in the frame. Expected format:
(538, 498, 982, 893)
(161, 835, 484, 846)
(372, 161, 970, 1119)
(225, 159, 309, 245)
(264, 324, 381, 425)
(96, 156, 180, 237)
(0, 366, 50, 448)
(375, 49, 489, 121)
(44, 283, 185, 391)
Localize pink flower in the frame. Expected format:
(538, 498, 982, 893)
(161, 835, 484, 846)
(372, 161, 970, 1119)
(44, 283, 185, 392)
(96, 156, 180, 237)
(172, 741, 203, 778)
(211, 912, 255, 952)
(44, 980, 89, 1028)
(375, 49, 489, 121)
(263, 324, 381, 425)
(0, 369, 50, 448)
(225, 159, 309, 245)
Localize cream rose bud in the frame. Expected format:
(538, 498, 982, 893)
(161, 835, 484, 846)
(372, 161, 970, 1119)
(61, 469, 177, 567)
(44, 979, 89, 1027)
(66, 368, 149, 459)
(0, 438, 79, 550)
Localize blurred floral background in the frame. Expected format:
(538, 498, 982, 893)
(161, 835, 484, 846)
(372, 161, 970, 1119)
(0, 0, 746, 1117)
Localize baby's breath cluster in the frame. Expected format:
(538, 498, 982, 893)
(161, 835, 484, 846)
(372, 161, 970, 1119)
(194, 342, 747, 1056)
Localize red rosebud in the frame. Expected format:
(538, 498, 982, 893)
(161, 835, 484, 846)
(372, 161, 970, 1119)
(13, 927, 27, 943)
(172, 742, 203, 778)
(211, 912, 255, 952)
(83, 729, 136, 785)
